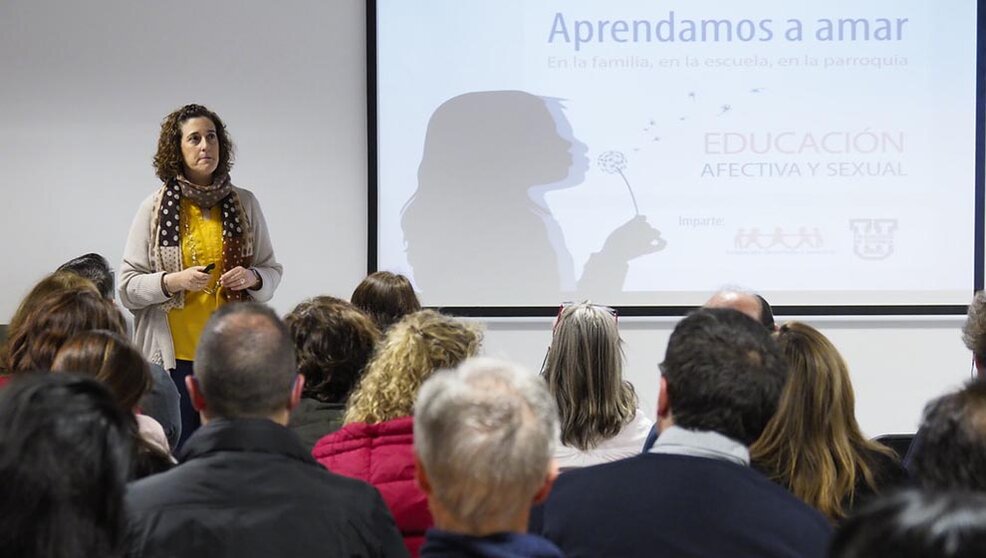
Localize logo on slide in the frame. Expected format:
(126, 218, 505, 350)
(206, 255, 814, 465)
(729, 226, 829, 255)
(849, 219, 898, 261)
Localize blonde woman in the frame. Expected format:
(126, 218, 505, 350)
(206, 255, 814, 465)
(750, 321, 905, 522)
(542, 302, 652, 470)
(312, 310, 482, 558)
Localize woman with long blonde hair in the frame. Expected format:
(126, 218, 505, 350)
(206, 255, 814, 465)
(750, 321, 904, 522)
(312, 310, 482, 557)
(542, 302, 652, 470)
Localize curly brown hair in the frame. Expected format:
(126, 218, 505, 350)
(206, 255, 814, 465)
(153, 104, 235, 183)
(285, 296, 381, 404)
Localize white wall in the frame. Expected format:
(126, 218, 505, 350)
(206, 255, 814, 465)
(0, 0, 973, 436)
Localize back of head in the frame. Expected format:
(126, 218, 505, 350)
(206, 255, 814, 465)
(52, 330, 151, 411)
(765, 322, 860, 439)
(194, 303, 297, 419)
(911, 379, 986, 491)
(750, 321, 887, 520)
(285, 296, 381, 404)
(345, 310, 482, 424)
(661, 308, 788, 445)
(542, 302, 636, 450)
(350, 271, 422, 332)
(5, 271, 99, 343)
(962, 291, 986, 368)
(832, 490, 986, 558)
(415, 357, 559, 533)
(704, 289, 773, 330)
(755, 295, 776, 331)
(4, 288, 126, 373)
(57, 253, 114, 300)
(0, 373, 131, 558)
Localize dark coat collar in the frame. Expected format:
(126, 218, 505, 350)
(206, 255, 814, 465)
(178, 418, 315, 465)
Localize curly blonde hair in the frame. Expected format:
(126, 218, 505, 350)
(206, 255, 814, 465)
(344, 310, 482, 424)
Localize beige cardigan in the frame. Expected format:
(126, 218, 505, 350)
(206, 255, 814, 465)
(119, 186, 282, 370)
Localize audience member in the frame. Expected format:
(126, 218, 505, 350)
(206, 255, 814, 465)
(536, 308, 830, 558)
(704, 288, 776, 331)
(909, 379, 986, 491)
(0, 271, 181, 444)
(641, 289, 777, 451)
(0, 374, 132, 558)
(962, 291, 986, 375)
(314, 309, 482, 557)
(1, 272, 99, 374)
(56, 253, 181, 446)
(52, 330, 174, 477)
(750, 321, 905, 522)
(351, 271, 422, 331)
(542, 302, 652, 469)
(126, 303, 406, 558)
(831, 490, 986, 558)
(3, 288, 126, 373)
(285, 296, 381, 449)
(904, 292, 986, 474)
(57, 252, 115, 299)
(415, 358, 563, 557)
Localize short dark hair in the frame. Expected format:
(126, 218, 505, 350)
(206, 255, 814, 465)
(831, 489, 986, 558)
(57, 253, 114, 300)
(660, 308, 788, 445)
(153, 104, 235, 183)
(911, 380, 986, 491)
(285, 296, 380, 404)
(351, 271, 422, 331)
(755, 294, 775, 330)
(194, 302, 297, 419)
(0, 373, 131, 558)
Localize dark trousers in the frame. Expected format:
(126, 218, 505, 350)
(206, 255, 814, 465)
(170, 359, 201, 451)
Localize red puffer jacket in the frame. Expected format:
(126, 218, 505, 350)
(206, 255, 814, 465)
(312, 416, 430, 557)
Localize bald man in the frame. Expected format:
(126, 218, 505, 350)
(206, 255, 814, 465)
(704, 290, 775, 331)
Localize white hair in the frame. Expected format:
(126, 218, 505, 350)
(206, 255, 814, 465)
(413, 357, 559, 532)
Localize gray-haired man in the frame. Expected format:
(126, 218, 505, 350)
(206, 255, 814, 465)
(414, 357, 564, 557)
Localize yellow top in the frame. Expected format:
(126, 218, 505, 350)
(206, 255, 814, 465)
(167, 198, 224, 361)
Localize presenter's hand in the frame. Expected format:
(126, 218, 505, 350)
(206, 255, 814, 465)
(166, 267, 212, 293)
(601, 216, 667, 261)
(220, 266, 259, 291)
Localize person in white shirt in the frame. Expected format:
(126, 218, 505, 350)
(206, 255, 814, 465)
(541, 302, 653, 470)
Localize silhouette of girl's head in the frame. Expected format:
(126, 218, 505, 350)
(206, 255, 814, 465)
(416, 91, 585, 190)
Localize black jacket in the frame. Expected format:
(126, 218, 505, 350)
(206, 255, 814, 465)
(126, 418, 408, 558)
(288, 397, 346, 450)
(421, 529, 564, 558)
(138, 363, 181, 449)
(537, 453, 831, 558)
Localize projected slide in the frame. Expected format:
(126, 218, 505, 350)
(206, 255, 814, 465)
(374, 0, 980, 308)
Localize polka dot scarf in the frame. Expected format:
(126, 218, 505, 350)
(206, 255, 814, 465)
(149, 174, 254, 310)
